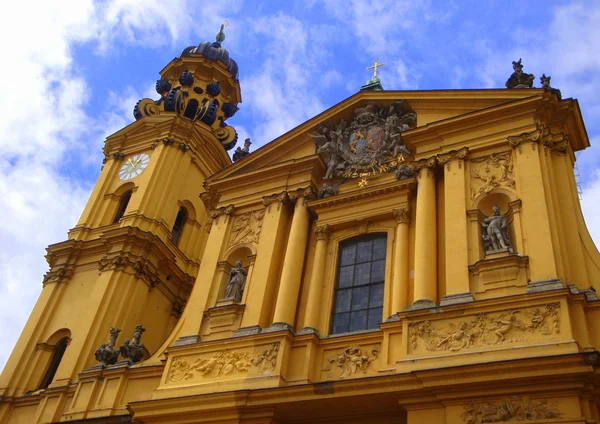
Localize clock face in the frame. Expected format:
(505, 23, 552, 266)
(118, 153, 150, 181)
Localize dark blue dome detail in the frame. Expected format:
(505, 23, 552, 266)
(179, 41, 239, 80)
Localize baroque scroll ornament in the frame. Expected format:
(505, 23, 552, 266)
(409, 303, 560, 352)
(470, 152, 515, 199)
(311, 101, 416, 180)
(229, 209, 265, 246)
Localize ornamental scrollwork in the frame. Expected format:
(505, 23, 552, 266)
(325, 346, 379, 378)
(470, 152, 515, 199)
(462, 396, 562, 423)
(409, 303, 560, 353)
(228, 209, 266, 247)
(168, 342, 281, 382)
(42, 267, 73, 286)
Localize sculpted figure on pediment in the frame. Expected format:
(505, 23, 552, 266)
(311, 101, 416, 180)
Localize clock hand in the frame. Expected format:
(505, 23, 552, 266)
(135, 158, 142, 166)
(128, 158, 136, 169)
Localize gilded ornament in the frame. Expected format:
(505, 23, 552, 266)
(462, 396, 562, 423)
(325, 346, 379, 378)
(408, 303, 560, 352)
(470, 152, 515, 199)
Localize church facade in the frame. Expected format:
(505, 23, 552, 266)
(1, 28, 600, 424)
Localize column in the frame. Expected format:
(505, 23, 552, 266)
(390, 207, 410, 317)
(300, 224, 331, 334)
(408, 158, 437, 310)
(438, 148, 474, 306)
(270, 187, 314, 330)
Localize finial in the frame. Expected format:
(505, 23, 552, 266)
(216, 21, 229, 43)
(367, 59, 385, 79)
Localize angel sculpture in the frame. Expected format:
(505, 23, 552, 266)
(312, 125, 341, 180)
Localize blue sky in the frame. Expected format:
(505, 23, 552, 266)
(1, 0, 600, 371)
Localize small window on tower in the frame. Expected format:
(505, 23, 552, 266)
(172, 207, 188, 245)
(38, 337, 69, 390)
(112, 190, 132, 224)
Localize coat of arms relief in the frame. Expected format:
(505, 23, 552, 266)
(311, 101, 416, 184)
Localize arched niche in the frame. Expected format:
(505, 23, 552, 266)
(469, 190, 523, 260)
(215, 244, 256, 304)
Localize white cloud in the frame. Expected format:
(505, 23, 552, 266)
(581, 170, 600, 249)
(0, 0, 234, 372)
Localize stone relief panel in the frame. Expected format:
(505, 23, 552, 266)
(408, 303, 560, 354)
(324, 346, 380, 379)
(461, 396, 562, 423)
(228, 209, 266, 247)
(470, 152, 515, 200)
(167, 342, 280, 383)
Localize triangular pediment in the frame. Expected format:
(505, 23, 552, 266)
(209, 89, 551, 182)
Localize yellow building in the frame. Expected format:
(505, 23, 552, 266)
(1, 28, 600, 424)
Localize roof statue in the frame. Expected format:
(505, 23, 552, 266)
(505, 58, 535, 89)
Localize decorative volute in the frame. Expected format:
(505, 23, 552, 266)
(134, 22, 241, 151)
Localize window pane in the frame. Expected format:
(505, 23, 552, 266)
(338, 265, 354, 288)
(354, 263, 371, 286)
(356, 240, 373, 263)
(334, 289, 352, 313)
(351, 286, 369, 310)
(369, 283, 384, 308)
(373, 237, 386, 260)
(340, 244, 357, 266)
(349, 310, 367, 332)
(367, 307, 383, 329)
(332, 312, 349, 334)
(371, 260, 385, 283)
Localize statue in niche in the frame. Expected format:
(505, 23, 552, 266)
(223, 260, 247, 302)
(119, 324, 146, 364)
(481, 205, 514, 254)
(505, 58, 535, 89)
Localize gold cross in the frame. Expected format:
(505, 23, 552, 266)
(367, 59, 385, 78)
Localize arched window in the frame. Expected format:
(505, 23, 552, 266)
(330, 234, 387, 335)
(112, 190, 132, 224)
(171, 207, 188, 245)
(38, 337, 69, 389)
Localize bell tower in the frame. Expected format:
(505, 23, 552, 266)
(0, 24, 241, 399)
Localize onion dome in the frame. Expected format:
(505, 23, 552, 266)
(179, 22, 239, 80)
(133, 22, 242, 152)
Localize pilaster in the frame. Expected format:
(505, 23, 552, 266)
(437, 148, 474, 306)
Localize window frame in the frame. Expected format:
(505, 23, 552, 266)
(329, 233, 388, 336)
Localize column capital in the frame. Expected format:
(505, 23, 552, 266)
(408, 157, 436, 179)
(262, 191, 290, 212)
(437, 147, 468, 171)
(209, 204, 235, 224)
(507, 127, 542, 153)
(392, 207, 411, 224)
(540, 126, 570, 155)
(314, 224, 331, 241)
(289, 186, 317, 207)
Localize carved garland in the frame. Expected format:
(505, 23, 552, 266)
(168, 342, 280, 382)
(461, 396, 562, 423)
(409, 303, 560, 353)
